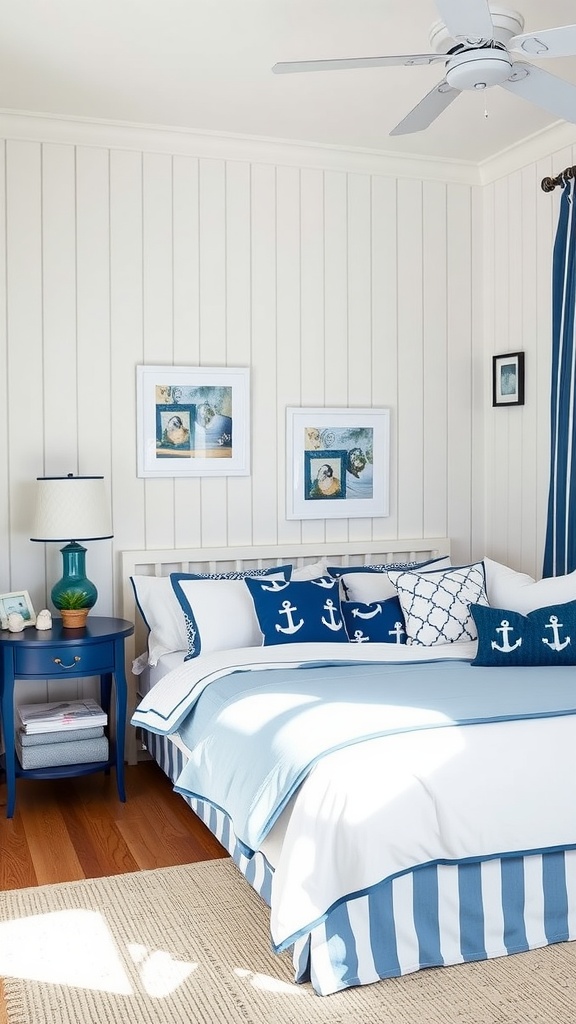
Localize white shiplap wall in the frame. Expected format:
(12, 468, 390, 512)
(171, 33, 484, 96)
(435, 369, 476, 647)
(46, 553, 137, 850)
(0, 114, 483, 695)
(482, 140, 576, 580)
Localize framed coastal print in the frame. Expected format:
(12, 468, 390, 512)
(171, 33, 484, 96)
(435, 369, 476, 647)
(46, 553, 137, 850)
(492, 352, 525, 407)
(286, 407, 390, 520)
(137, 366, 250, 477)
(0, 590, 36, 629)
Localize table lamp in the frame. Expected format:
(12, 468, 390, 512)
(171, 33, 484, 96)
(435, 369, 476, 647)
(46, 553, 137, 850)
(31, 474, 113, 624)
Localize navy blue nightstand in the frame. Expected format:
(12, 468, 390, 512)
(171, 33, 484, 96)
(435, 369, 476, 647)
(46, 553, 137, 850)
(0, 616, 134, 818)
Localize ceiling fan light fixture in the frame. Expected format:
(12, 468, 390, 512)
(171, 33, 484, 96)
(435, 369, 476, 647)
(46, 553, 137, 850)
(446, 49, 512, 90)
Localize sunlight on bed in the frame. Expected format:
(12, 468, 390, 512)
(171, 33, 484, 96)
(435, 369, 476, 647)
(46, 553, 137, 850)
(0, 909, 196, 996)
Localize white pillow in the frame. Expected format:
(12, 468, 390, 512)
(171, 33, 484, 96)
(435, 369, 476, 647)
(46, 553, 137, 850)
(339, 556, 452, 604)
(171, 570, 290, 659)
(484, 557, 576, 614)
(387, 562, 488, 646)
(291, 558, 328, 581)
(130, 576, 188, 666)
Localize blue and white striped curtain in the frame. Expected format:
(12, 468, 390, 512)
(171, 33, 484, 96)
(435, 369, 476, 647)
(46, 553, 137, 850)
(543, 176, 576, 577)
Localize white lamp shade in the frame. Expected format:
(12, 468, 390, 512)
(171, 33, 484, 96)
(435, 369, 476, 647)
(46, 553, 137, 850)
(31, 475, 113, 542)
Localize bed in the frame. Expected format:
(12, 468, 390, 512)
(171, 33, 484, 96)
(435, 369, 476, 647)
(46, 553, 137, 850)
(120, 539, 576, 996)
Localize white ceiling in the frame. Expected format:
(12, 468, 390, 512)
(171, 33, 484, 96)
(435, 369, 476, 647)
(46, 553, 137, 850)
(2, 0, 576, 163)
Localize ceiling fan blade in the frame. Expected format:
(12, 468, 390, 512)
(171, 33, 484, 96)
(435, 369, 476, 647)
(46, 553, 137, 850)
(434, 0, 493, 41)
(389, 80, 461, 135)
(272, 53, 445, 74)
(501, 61, 576, 125)
(509, 25, 576, 58)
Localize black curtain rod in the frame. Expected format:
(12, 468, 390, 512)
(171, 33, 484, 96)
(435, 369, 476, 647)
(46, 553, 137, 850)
(541, 165, 576, 192)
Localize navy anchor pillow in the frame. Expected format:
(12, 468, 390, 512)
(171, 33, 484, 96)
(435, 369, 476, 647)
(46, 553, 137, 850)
(342, 597, 407, 645)
(244, 576, 348, 646)
(470, 600, 576, 666)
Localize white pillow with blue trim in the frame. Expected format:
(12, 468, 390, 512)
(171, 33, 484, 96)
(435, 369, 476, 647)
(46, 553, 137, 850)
(387, 562, 488, 646)
(130, 575, 189, 666)
(245, 576, 348, 646)
(171, 567, 292, 660)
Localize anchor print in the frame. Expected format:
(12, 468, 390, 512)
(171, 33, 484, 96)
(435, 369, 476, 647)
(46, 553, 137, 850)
(321, 598, 343, 631)
(260, 579, 289, 592)
(275, 599, 304, 635)
(351, 629, 370, 643)
(388, 621, 405, 644)
(542, 614, 571, 652)
(491, 619, 522, 653)
(351, 604, 382, 620)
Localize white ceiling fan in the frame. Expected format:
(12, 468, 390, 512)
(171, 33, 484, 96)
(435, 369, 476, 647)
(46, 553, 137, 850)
(272, 0, 576, 136)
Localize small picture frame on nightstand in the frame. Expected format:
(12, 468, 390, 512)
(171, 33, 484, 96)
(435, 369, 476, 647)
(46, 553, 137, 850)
(0, 590, 36, 629)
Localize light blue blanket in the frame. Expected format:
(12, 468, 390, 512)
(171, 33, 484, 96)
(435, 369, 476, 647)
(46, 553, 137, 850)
(173, 658, 576, 855)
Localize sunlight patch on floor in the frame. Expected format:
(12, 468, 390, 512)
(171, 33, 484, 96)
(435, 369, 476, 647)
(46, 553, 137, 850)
(127, 943, 197, 997)
(0, 909, 132, 993)
(234, 967, 304, 995)
(0, 910, 197, 998)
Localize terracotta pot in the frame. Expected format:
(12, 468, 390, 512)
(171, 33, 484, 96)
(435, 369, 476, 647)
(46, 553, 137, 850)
(60, 608, 89, 629)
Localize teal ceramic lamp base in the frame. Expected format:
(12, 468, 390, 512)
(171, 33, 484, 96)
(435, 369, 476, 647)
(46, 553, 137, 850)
(51, 542, 98, 612)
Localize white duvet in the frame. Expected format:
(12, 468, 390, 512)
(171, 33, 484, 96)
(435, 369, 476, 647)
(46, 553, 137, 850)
(133, 642, 576, 951)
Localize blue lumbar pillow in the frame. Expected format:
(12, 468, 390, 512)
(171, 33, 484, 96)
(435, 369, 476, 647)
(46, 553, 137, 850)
(244, 576, 348, 646)
(341, 597, 406, 644)
(471, 600, 576, 666)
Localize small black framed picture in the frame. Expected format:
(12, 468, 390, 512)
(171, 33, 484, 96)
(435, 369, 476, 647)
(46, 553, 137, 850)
(492, 352, 525, 407)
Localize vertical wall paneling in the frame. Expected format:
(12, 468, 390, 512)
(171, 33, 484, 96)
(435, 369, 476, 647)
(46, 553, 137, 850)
(299, 168, 327, 547)
(469, 185, 485, 565)
(517, 165, 538, 574)
(346, 173, 373, 545)
(6, 141, 44, 604)
(250, 162, 278, 545)
(225, 160, 253, 547)
(75, 146, 113, 615)
(276, 164, 302, 545)
(396, 178, 424, 538)
(0, 140, 8, 592)
(173, 155, 202, 548)
(446, 184, 473, 565)
(422, 180, 448, 543)
(323, 169, 350, 544)
(6, 112, 555, 621)
(109, 148, 145, 575)
(371, 175, 399, 539)
(198, 158, 228, 546)
(141, 152, 176, 549)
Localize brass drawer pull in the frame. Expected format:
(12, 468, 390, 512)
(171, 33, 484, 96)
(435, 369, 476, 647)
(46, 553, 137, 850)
(53, 656, 81, 669)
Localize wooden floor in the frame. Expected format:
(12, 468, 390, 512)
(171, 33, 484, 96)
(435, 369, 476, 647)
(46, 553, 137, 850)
(0, 760, 227, 892)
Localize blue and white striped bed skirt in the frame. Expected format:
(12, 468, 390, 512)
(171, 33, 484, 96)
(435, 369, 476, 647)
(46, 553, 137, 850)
(143, 728, 576, 996)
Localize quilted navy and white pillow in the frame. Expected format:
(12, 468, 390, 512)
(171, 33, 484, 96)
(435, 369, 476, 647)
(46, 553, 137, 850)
(245, 576, 348, 646)
(387, 562, 488, 646)
(341, 597, 406, 644)
(471, 601, 576, 666)
(171, 566, 292, 660)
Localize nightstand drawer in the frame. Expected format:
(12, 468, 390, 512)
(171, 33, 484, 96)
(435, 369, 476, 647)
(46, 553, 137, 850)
(14, 641, 115, 677)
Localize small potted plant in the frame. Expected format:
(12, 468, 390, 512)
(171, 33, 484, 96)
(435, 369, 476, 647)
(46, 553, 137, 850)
(54, 590, 91, 628)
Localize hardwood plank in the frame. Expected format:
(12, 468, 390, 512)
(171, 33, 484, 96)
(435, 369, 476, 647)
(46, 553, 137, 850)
(0, 762, 226, 893)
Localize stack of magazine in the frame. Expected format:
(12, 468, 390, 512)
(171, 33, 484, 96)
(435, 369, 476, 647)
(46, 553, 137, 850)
(16, 698, 109, 770)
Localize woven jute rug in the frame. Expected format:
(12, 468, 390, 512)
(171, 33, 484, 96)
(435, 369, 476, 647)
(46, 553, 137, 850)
(1, 858, 576, 1024)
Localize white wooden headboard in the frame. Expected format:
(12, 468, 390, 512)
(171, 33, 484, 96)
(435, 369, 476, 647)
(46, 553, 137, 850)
(120, 537, 450, 763)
